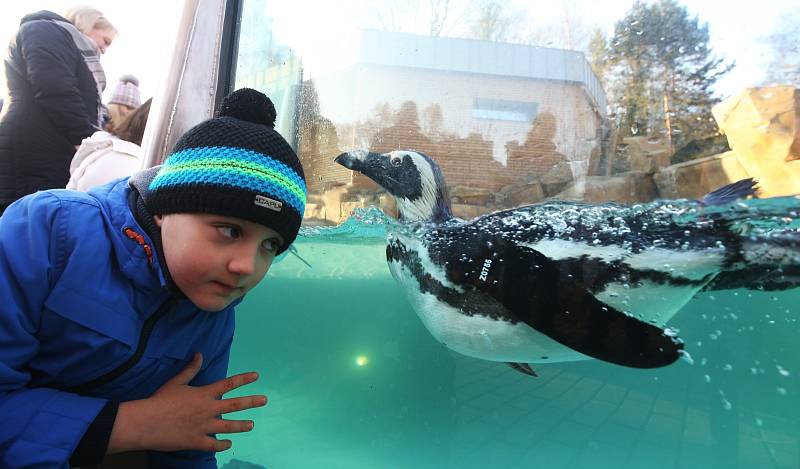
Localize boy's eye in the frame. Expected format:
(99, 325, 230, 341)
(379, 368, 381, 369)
(261, 238, 281, 254)
(217, 226, 242, 239)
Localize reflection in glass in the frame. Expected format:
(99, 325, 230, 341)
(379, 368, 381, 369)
(226, 1, 800, 468)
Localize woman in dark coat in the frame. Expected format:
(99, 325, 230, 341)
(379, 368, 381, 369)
(0, 7, 117, 213)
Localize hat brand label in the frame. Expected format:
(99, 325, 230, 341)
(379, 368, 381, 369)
(254, 195, 283, 212)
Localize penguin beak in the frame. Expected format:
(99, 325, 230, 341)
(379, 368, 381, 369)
(334, 152, 363, 171)
(335, 151, 415, 200)
(335, 151, 384, 178)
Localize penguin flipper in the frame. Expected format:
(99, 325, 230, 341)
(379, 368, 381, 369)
(496, 244, 683, 369)
(289, 245, 313, 268)
(427, 229, 684, 369)
(507, 362, 537, 377)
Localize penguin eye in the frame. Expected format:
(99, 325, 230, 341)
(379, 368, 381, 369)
(390, 156, 402, 167)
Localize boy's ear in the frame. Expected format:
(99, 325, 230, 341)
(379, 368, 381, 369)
(154, 214, 163, 227)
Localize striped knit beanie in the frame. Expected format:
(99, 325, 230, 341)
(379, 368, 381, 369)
(146, 88, 306, 254)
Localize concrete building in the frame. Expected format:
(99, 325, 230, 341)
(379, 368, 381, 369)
(240, 28, 609, 221)
(299, 30, 607, 197)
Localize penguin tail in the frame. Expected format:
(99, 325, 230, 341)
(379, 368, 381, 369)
(739, 232, 800, 268)
(711, 231, 800, 291)
(699, 183, 800, 291)
(700, 178, 758, 206)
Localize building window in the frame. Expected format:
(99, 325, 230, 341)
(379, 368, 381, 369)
(472, 98, 538, 122)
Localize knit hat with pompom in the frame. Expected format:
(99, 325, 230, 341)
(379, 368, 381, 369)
(145, 88, 306, 254)
(109, 74, 142, 108)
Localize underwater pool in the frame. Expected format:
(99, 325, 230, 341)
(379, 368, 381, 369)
(218, 205, 799, 469)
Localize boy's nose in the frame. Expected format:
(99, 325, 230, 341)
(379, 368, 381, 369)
(227, 251, 257, 276)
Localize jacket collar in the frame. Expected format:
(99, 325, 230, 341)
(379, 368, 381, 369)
(127, 166, 183, 295)
(81, 176, 167, 294)
(94, 170, 246, 309)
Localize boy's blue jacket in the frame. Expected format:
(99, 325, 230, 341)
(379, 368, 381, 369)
(0, 176, 236, 468)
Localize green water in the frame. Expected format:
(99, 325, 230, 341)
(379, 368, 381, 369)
(218, 207, 800, 469)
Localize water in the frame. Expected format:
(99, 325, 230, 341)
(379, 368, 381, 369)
(218, 200, 800, 469)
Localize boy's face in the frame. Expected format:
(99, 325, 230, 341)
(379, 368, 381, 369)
(155, 213, 284, 312)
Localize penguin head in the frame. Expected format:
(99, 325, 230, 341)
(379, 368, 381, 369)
(335, 150, 452, 223)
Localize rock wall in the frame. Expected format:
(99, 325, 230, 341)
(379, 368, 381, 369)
(653, 152, 751, 200)
(712, 86, 800, 197)
(305, 86, 800, 224)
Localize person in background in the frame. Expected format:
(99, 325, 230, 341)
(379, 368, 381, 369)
(0, 88, 304, 468)
(68, 98, 152, 191)
(0, 6, 117, 214)
(106, 74, 142, 131)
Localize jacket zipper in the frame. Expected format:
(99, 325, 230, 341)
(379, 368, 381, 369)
(67, 297, 178, 394)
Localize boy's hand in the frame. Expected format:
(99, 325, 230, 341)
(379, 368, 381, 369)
(108, 352, 267, 454)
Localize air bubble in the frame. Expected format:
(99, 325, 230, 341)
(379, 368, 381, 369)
(721, 398, 732, 411)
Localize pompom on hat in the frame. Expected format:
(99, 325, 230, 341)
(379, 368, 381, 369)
(109, 74, 142, 108)
(145, 88, 306, 254)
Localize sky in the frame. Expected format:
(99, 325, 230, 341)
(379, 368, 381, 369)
(0, 0, 795, 104)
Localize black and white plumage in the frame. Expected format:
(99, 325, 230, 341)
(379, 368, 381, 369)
(335, 150, 800, 376)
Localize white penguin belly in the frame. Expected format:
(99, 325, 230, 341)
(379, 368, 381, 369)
(389, 259, 590, 364)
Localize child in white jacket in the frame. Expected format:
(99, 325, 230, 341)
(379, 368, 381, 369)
(68, 98, 151, 191)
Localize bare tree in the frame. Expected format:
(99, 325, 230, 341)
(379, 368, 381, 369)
(522, 2, 595, 51)
(587, 27, 609, 86)
(762, 11, 800, 87)
(429, 0, 479, 36)
(557, 2, 593, 51)
(366, 0, 422, 33)
(365, 0, 475, 37)
(467, 0, 527, 42)
(362, 0, 597, 50)
(523, 24, 561, 48)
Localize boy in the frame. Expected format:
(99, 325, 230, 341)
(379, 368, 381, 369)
(0, 88, 306, 468)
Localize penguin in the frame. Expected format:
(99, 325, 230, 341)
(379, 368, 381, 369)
(334, 150, 800, 376)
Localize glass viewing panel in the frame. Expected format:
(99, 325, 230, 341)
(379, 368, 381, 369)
(225, 1, 800, 468)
